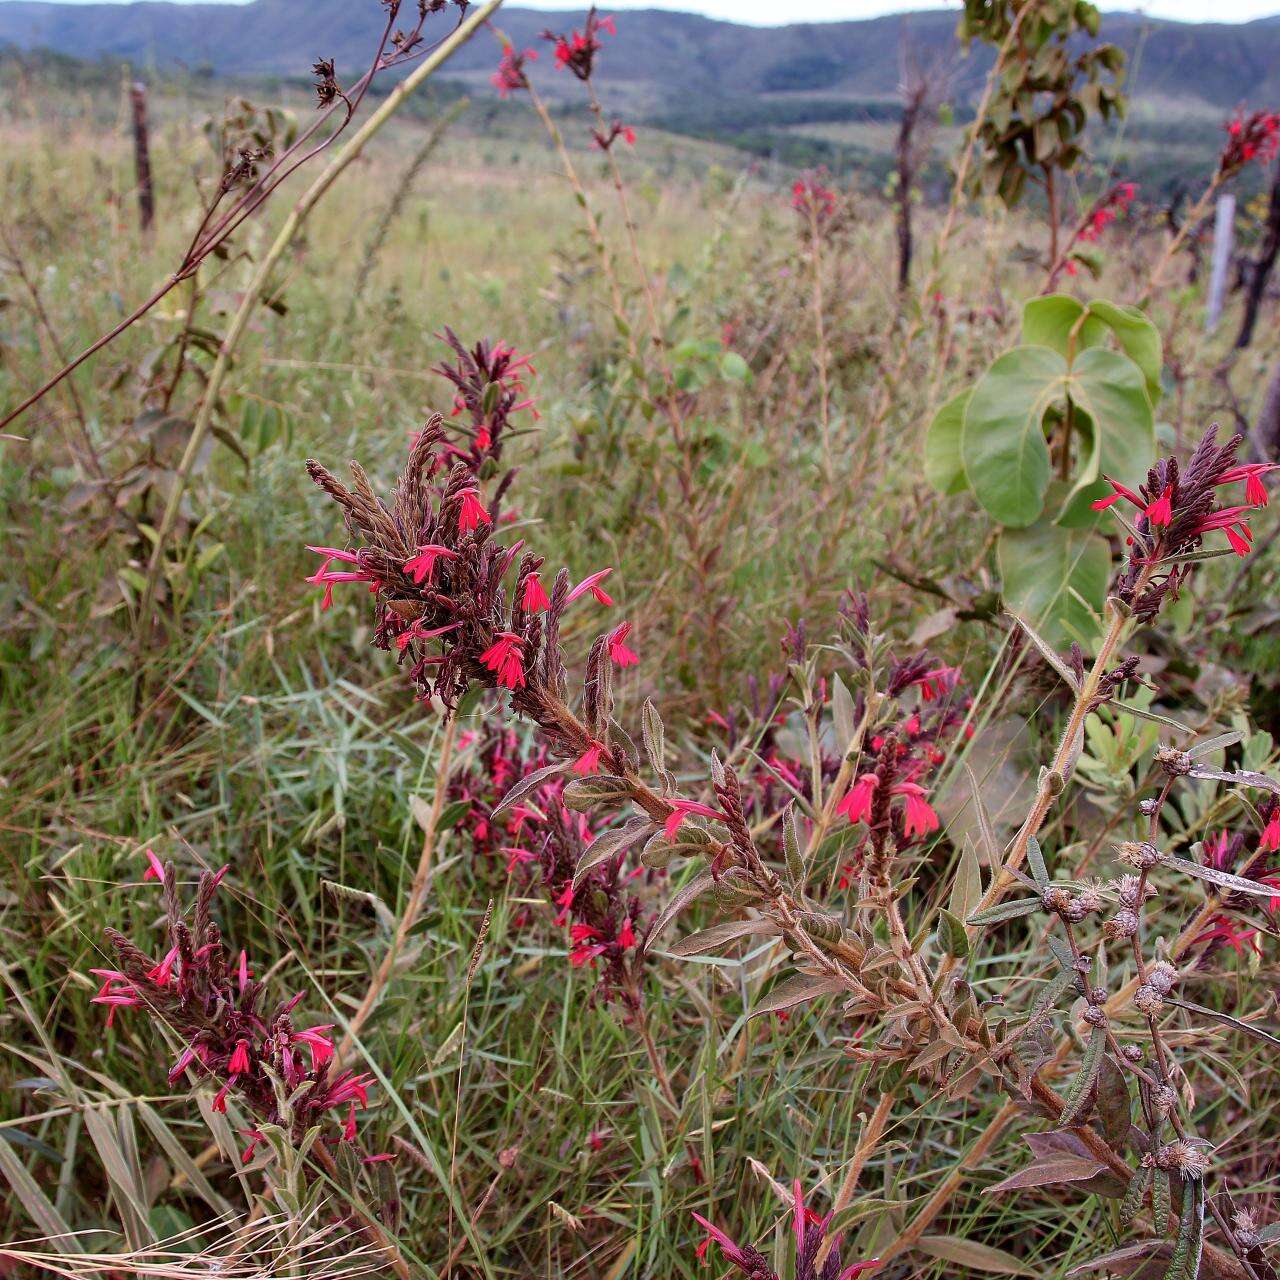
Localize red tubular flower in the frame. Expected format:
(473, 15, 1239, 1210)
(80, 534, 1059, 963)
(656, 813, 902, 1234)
(1260, 807, 1280, 854)
(491, 46, 537, 98)
(664, 799, 725, 839)
(895, 783, 940, 838)
(403, 543, 459, 585)
(607, 621, 639, 667)
(573, 743, 604, 775)
(228, 1040, 251, 1074)
(479, 632, 526, 689)
(145, 946, 180, 987)
(1145, 483, 1174, 527)
(567, 567, 615, 606)
(457, 489, 491, 532)
(142, 848, 165, 882)
(294, 1026, 335, 1070)
(836, 774, 879, 825)
(522, 573, 549, 612)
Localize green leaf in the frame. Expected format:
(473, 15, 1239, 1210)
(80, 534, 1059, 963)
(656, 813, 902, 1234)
(962, 345, 1065, 527)
(1059, 1023, 1107, 1126)
(1021, 295, 1106, 357)
(936, 908, 971, 958)
(1086, 299, 1163, 405)
(1026, 836, 1050, 888)
(719, 350, 751, 383)
(924, 388, 972, 496)
(1067, 347, 1155, 494)
(968, 898, 1042, 926)
(998, 520, 1110, 648)
(917, 1235, 1037, 1276)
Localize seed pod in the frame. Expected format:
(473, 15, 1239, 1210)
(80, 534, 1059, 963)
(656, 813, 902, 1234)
(562, 774, 632, 811)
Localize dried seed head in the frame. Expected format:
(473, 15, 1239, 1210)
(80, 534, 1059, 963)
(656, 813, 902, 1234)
(1158, 1141, 1210, 1179)
(1114, 874, 1154, 908)
(1076, 881, 1106, 915)
(1138, 798, 1159, 816)
(1122, 1043, 1144, 1064)
(1233, 1210, 1260, 1250)
(1146, 960, 1179, 995)
(1155, 746, 1195, 777)
(1083, 1006, 1109, 1028)
(1042, 886, 1073, 915)
(1104, 908, 1140, 939)
(1089, 986, 1109, 1005)
(1064, 898, 1089, 923)
(1134, 984, 1165, 1016)
(1152, 1084, 1178, 1117)
(1116, 841, 1165, 870)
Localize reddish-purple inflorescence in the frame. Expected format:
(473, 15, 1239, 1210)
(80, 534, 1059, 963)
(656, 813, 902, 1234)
(1218, 108, 1280, 176)
(693, 1179, 881, 1279)
(91, 858, 378, 1164)
(540, 7, 617, 81)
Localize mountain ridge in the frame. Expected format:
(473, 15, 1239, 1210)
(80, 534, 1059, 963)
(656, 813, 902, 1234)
(1, 2, 1279, 109)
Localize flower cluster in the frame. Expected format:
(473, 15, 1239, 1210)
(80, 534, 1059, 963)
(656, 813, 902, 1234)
(1095, 426, 1276, 619)
(592, 119, 637, 151)
(791, 172, 838, 226)
(91, 858, 377, 1165)
(434, 327, 539, 463)
(1218, 108, 1280, 176)
(1078, 181, 1136, 244)
(491, 45, 537, 98)
(448, 728, 650, 1006)
(541, 8, 616, 81)
(694, 1179, 880, 1279)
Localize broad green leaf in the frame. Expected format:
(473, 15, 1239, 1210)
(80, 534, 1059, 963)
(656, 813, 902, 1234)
(1087, 299, 1163, 405)
(962, 345, 1065, 527)
(1021, 295, 1106, 358)
(998, 521, 1110, 649)
(924, 388, 972, 496)
(1067, 347, 1155, 494)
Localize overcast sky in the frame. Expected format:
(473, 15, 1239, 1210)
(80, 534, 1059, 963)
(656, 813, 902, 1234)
(25, 0, 1280, 24)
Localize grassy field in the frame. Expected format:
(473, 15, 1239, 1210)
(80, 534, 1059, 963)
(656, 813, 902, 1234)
(2, 18, 1280, 1280)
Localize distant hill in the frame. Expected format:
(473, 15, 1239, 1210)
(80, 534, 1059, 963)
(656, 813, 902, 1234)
(1, 2, 1279, 112)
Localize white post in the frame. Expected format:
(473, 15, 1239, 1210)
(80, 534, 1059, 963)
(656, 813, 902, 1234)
(1205, 193, 1236, 334)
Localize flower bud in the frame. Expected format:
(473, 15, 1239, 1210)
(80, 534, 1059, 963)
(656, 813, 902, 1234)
(1147, 960, 1179, 995)
(1152, 1084, 1177, 1117)
(1083, 1006, 1109, 1028)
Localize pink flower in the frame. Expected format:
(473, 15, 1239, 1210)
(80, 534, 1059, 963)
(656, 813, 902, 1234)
(607, 622, 639, 668)
(457, 489, 491, 532)
(566, 567, 614, 607)
(836, 774, 878, 825)
(402, 543, 459, 585)
(618, 918, 636, 949)
(522, 573, 549, 612)
(479, 632, 526, 689)
(343, 1103, 358, 1143)
(573, 743, 604, 775)
(141, 848, 165, 883)
(237, 950, 252, 992)
(212, 1082, 232, 1113)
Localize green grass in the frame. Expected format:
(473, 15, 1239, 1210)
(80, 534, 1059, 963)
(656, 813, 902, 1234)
(2, 51, 1280, 1280)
